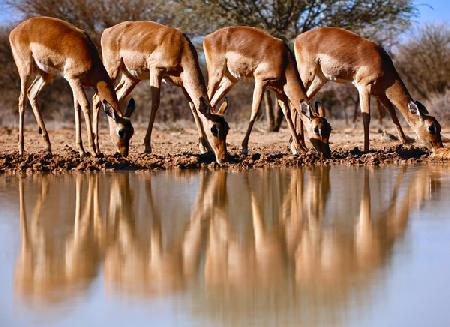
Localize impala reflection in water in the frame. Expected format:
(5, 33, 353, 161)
(5, 166, 449, 326)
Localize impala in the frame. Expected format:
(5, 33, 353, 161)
(9, 17, 134, 156)
(98, 21, 229, 163)
(203, 26, 332, 158)
(294, 27, 443, 152)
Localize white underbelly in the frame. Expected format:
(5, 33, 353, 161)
(34, 58, 61, 76)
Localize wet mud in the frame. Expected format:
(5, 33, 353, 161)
(0, 125, 448, 173)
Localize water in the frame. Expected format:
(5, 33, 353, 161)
(0, 166, 450, 327)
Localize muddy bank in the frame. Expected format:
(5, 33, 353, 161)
(0, 124, 448, 173)
(0, 144, 445, 174)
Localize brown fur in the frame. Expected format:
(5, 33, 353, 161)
(295, 27, 443, 150)
(100, 21, 229, 163)
(203, 26, 331, 157)
(9, 16, 130, 156)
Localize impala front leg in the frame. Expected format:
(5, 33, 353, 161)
(278, 98, 305, 155)
(92, 94, 101, 155)
(144, 70, 162, 153)
(73, 99, 85, 155)
(242, 79, 266, 155)
(377, 95, 408, 144)
(358, 87, 371, 152)
(188, 101, 211, 154)
(28, 74, 51, 154)
(17, 75, 30, 155)
(69, 79, 95, 155)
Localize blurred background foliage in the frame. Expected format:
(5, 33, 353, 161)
(0, 0, 448, 128)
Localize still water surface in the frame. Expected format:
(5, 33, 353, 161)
(0, 166, 450, 327)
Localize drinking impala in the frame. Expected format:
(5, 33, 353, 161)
(294, 27, 443, 152)
(203, 26, 332, 157)
(98, 21, 229, 163)
(9, 17, 135, 156)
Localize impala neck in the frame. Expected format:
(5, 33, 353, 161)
(385, 77, 419, 127)
(96, 79, 122, 116)
(180, 37, 209, 111)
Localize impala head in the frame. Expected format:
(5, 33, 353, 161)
(301, 100, 332, 158)
(408, 101, 443, 149)
(200, 97, 229, 164)
(103, 99, 136, 156)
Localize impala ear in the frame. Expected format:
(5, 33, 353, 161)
(301, 100, 312, 119)
(217, 98, 229, 115)
(125, 98, 135, 117)
(102, 101, 117, 121)
(315, 101, 326, 117)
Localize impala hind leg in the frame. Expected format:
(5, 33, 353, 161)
(116, 74, 138, 105)
(209, 75, 235, 109)
(144, 70, 162, 153)
(27, 74, 51, 154)
(69, 79, 95, 155)
(376, 95, 408, 144)
(305, 74, 327, 99)
(241, 79, 266, 155)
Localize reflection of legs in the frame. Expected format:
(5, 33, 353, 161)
(355, 169, 380, 267)
(242, 79, 266, 154)
(377, 95, 408, 144)
(182, 200, 204, 277)
(358, 87, 371, 152)
(144, 70, 162, 153)
(278, 97, 305, 155)
(209, 75, 235, 110)
(69, 79, 95, 154)
(27, 74, 51, 153)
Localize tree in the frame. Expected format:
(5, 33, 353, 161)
(395, 24, 450, 100)
(3, 0, 419, 126)
(177, 0, 416, 44)
(177, 0, 417, 130)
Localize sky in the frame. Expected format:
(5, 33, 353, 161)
(0, 0, 448, 28)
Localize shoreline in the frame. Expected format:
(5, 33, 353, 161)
(1, 144, 447, 174)
(0, 125, 448, 173)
